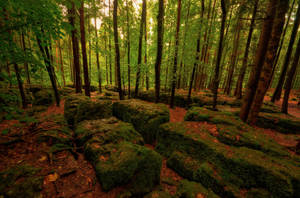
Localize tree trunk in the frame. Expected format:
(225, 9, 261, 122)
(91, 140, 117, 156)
(135, 0, 146, 96)
(272, 0, 300, 102)
(235, 0, 258, 99)
(21, 32, 31, 85)
(240, 0, 278, 122)
(113, 0, 124, 100)
(88, 11, 92, 83)
(170, 0, 182, 108)
(58, 39, 66, 86)
(212, 0, 226, 110)
(126, 0, 131, 98)
(69, 2, 82, 93)
(109, 0, 113, 85)
(145, 1, 149, 91)
(282, 36, 300, 113)
(79, 1, 91, 96)
(94, 7, 102, 93)
(177, 0, 191, 89)
(14, 63, 27, 108)
(155, 0, 164, 103)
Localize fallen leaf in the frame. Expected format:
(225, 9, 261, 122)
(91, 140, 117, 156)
(39, 155, 47, 162)
(47, 172, 59, 182)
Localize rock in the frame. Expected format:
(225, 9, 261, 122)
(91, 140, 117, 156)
(112, 99, 169, 143)
(32, 90, 53, 106)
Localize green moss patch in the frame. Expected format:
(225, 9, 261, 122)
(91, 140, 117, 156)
(32, 89, 53, 106)
(0, 164, 43, 198)
(64, 94, 112, 126)
(156, 122, 300, 198)
(112, 99, 169, 143)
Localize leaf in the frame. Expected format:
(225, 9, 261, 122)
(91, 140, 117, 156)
(47, 172, 59, 182)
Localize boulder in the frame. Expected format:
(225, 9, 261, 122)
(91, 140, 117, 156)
(112, 99, 169, 143)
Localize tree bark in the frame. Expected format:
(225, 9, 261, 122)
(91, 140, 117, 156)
(145, 1, 149, 91)
(58, 39, 66, 86)
(94, 7, 102, 93)
(212, 0, 226, 110)
(272, 0, 300, 102)
(240, 0, 278, 122)
(68, 2, 82, 93)
(135, 0, 146, 96)
(14, 63, 27, 108)
(126, 0, 131, 98)
(170, 0, 182, 108)
(113, 0, 124, 100)
(282, 36, 300, 113)
(155, 0, 164, 103)
(21, 31, 31, 85)
(235, 0, 258, 99)
(109, 0, 113, 85)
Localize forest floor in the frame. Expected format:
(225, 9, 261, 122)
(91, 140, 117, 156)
(0, 88, 300, 198)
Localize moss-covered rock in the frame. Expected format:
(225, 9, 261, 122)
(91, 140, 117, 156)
(32, 90, 53, 106)
(175, 179, 220, 198)
(0, 164, 43, 198)
(257, 113, 300, 134)
(112, 99, 169, 143)
(144, 190, 172, 198)
(156, 122, 300, 198)
(64, 94, 112, 126)
(75, 117, 144, 147)
(92, 142, 162, 195)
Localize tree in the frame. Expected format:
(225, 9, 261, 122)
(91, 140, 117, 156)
(68, 1, 82, 93)
(272, 0, 300, 102)
(240, 0, 278, 122)
(126, 0, 131, 98)
(235, 0, 258, 99)
(282, 36, 300, 113)
(154, 0, 165, 103)
(79, 0, 91, 97)
(212, 0, 226, 110)
(93, 1, 102, 93)
(170, 0, 182, 108)
(135, 0, 147, 96)
(113, 0, 124, 100)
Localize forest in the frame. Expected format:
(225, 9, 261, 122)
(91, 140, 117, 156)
(0, 0, 300, 197)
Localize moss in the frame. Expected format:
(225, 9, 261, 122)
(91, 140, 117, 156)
(157, 122, 300, 198)
(75, 117, 144, 147)
(112, 99, 169, 143)
(176, 179, 220, 198)
(245, 188, 272, 198)
(32, 90, 53, 106)
(0, 164, 43, 198)
(94, 142, 162, 195)
(257, 113, 300, 134)
(75, 99, 112, 124)
(64, 94, 89, 126)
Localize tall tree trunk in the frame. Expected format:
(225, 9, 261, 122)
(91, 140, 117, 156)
(113, 0, 124, 100)
(21, 32, 31, 85)
(212, 0, 226, 110)
(88, 11, 92, 83)
(271, 0, 296, 84)
(14, 63, 27, 108)
(126, 0, 131, 98)
(272, 0, 300, 102)
(58, 39, 66, 86)
(145, 1, 149, 91)
(177, 0, 191, 89)
(79, 1, 91, 96)
(240, 0, 278, 122)
(109, 0, 113, 85)
(105, 32, 108, 85)
(94, 13, 102, 93)
(170, 0, 182, 108)
(69, 2, 82, 93)
(282, 36, 300, 113)
(235, 0, 258, 99)
(135, 0, 146, 96)
(155, 0, 164, 103)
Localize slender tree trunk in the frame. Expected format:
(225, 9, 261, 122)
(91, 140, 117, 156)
(88, 12, 92, 83)
(235, 0, 258, 99)
(69, 2, 82, 93)
(135, 0, 146, 96)
(272, 0, 300, 102)
(170, 0, 182, 108)
(126, 0, 131, 98)
(271, 0, 296, 84)
(14, 63, 27, 108)
(240, 0, 278, 122)
(113, 0, 124, 100)
(212, 0, 226, 110)
(282, 36, 300, 113)
(155, 0, 164, 103)
(105, 32, 108, 85)
(21, 32, 31, 85)
(58, 39, 66, 86)
(94, 14, 102, 93)
(79, 1, 91, 96)
(145, 1, 149, 91)
(109, 0, 113, 85)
